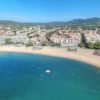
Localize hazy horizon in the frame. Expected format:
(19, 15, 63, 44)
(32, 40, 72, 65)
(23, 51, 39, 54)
(0, 17, 100, 23)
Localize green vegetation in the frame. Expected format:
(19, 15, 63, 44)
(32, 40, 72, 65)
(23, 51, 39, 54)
(5, 38, 12, 44)
(45, 31, 55, 45)
(78, 42, 84, 48)
(79, 33, 100, 49)
(41, 41, 49, 46)
(68, 18, 100, 30)
(81, 33, 87, 46)
(78, 33, 86, 48)
(45, 31, 55, 39)
(86, 42, 100, 49)
(26, 40, 33, 47)
(86, 42, 94, 49)
(94, 42, 100, 49)
(12, 30, 16, 35)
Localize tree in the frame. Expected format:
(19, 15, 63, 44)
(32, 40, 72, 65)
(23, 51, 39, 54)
(78, 42, 84, 48)
(46, 32, 53, 37)
(26, 40, 33, 47)
(41, 41, 48, 46)
(81, 33, 86, 46)
(5, 38, 12, 44)
(94, 42, 100, 49)
(86, 42, 94, 49)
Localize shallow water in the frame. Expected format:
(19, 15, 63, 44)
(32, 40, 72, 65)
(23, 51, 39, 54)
(0, 52, 100, 100)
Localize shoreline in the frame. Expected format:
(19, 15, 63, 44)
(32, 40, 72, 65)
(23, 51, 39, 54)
(0, 46, 100, 68)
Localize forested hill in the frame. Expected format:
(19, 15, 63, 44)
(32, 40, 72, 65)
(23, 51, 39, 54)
(0, 18, 100, 29)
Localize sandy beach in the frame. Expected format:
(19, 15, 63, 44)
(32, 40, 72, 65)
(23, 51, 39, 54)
(0, 46, 100, 68)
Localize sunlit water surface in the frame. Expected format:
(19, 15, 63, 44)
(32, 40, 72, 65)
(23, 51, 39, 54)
(0, 52, 100, 100)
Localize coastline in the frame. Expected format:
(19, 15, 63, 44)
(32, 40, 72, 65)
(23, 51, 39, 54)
(0, 46, 100, 68)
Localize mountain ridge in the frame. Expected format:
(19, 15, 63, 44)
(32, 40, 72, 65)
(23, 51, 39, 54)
(0, 17, 100, 26)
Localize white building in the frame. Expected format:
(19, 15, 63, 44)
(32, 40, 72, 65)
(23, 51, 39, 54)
(50, 32, 81, 47)
(85, 33, 100, 43)
(0, 36, 29, 44)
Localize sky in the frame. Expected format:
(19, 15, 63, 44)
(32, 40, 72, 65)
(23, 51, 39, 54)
(0, 0, 100, 22)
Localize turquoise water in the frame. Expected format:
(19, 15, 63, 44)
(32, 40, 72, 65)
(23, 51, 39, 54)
(0, 52, 100, 100)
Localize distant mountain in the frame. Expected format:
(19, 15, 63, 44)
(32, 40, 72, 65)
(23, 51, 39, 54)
(67, 18, 100, 25)
(43, 18, 100, 27)
(0, 17, 100, 27)
(0, 20, 18, 25)
(0, 20, 38, 27)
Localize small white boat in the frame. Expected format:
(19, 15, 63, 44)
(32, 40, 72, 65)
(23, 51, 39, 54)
(45, 69, 51, 74)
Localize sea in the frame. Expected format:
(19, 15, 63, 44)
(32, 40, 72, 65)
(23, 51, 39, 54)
(0, 52, 100, 100)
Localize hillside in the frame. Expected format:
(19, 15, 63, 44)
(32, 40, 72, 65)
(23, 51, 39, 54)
(0, 18, 100, 29)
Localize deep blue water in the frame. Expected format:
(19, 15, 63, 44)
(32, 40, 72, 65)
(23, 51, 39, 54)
(0, 52, 100, 100)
